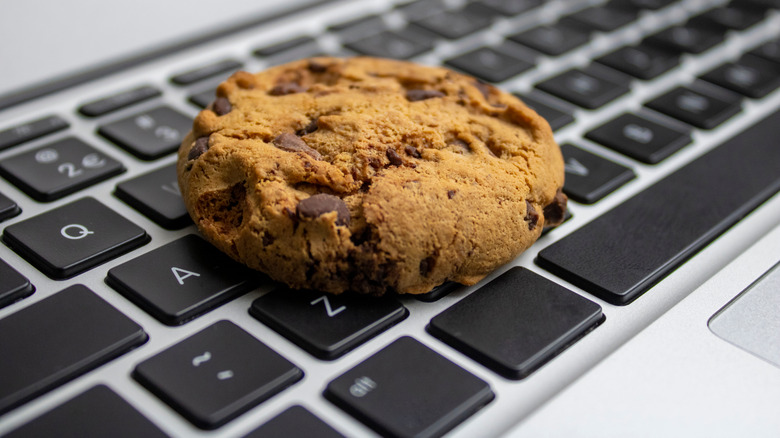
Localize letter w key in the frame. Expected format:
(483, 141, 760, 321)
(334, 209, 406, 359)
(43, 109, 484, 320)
(310, 295, 346, 317)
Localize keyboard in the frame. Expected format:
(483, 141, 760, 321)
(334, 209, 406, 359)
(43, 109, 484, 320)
(1, 0, 780, 436)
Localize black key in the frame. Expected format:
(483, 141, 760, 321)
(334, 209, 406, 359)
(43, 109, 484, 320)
(250, 288, 408, 360)
(751, 39, 780, 64)
(115, 164, 191, 229)
(344, 29, 434, 59)
(596, 43, 680, 80)
(0, 285, 147, 415)
(134, 320, 302, 429)
(413, 3, 496, 39)
(0, 191, 21, 221)
(535, 68, 631, 109)
(428, 267, 602, 379)
(107, 235, 256, 325)
(3, 197, 149, 279)
(189, 88, 216, 108)
(645, 84, 742, 129)
(396, 0, 447, 20)
(517, 93, 575, 131)
(559, 143, 635, 204)
(608, 0, 676, 10)
(479, 0, 542, 16)
(4, 385, 167, 438)
(415, 281, 460, 302)
(700, 54, 780, 99)
(585, 113, 692, 163)
(324, 336, 494, 438)
(645, 24, 724, 54)
(687, 5, 765, 31)
(508, 23, 590, 56)
(171, 59, 243, 86)
(78, 85, 161, 117)
(243, 405, 345, 438)
(328, 15, 386, 41)
(0, 137, 124, 202)
(0, 115, 68, 152)
(98, 106, 192, 160)
(445, 46, 533, 83)
(566, 6, 638, 32)
(537, 108, 780, 305)
(0, 258, 34, 309)
(254, 36, 316, 57)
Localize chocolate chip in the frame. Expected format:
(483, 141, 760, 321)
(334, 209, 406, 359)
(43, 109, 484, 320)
(406, 89, 446, 102)
(525, 200, 539, 230)
(262, 232, 275, 246)
(295, 118, 319, 136)
(212, 97, 231, 116)
(272, 132, 322, 160)
(269, 82, 307, 96)
(543, 189, 568, 227)
(308, 60, 328, 73)
(419, 256, 436, 276)
(473, 80, 494, 100)
(447, 190, 456, 199)
(368, 156, 383, 169)
(386, 149, 403, 166)
(297, 193, 350, 226)
(447, 138, 471, 154)
(404, 145, 421, 158)
(187, 136, 210, 160)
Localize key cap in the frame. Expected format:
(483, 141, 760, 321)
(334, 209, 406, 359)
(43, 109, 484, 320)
(608, 0, 677, 10)
(687, 4, 765, 31)
(189, 88, 216, 108)
(106, 235, 256, 325)
(535, 68, 631, 109)
(445, 46, 533, 83)
(115, 164, 191, 229)
(700, 54, 780, 99)
(396, 0, 447, 20)
(0, 137, 124, 202)
(645, 24, 724, 54)
(0, 191, 21, 221)
(751, 39, 780, 64)
(243, 405, 345, 438)
(428, 267, 603, 380)
(585, 113, 692, 163)
(412, 3, 496, 39)
(250, 288, 408, 360)
(559, 143, 635, 204)
(171, 59, 243, 86)
(3, 197, 149, 279)
(595, 43, 680, 80)
(0, 115, 68, 152)
(78, 85, 161, 117)
(134, 320, 302, 429)
(328, 15, 386, 42)
(0, 285, 147, 415)
(566, 5, 638, 32)
(479, 0, 542, 16)
(98, 106, 192, 160)
(508, 23, 590, 56)
(0, 258, 34, 309)
(645, 84, 742, 129)
(254, 36, 316, 57)
(415, 281, 461, 302)
(4, 385, 167, 438)
(537, 108, 780, 305)
(324, 336, 494, 438)
(344, 29, 434, 59)
(516, 93, 575, 131)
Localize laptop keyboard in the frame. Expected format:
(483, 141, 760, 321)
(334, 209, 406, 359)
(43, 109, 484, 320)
(1, 0, 779, 436)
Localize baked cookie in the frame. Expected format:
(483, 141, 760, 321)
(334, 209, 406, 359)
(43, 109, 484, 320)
(177, 57, 566, 295)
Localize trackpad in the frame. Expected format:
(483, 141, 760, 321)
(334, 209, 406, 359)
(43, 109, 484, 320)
(709, 261, 780, 369)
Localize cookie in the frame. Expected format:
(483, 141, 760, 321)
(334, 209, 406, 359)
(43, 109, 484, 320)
(177, 57, 566, 295)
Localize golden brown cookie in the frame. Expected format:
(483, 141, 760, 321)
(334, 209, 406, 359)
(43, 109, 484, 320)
(177, 57, 566, 295)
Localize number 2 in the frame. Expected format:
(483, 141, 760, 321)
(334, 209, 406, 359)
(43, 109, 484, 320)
(58, 163, 84, 178)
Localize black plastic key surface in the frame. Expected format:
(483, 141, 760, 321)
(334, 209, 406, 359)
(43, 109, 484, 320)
(751, 39, 780, 64)
(688, 5, 766, 31)
(0, 137, 124, 202)
(645, 84, 742, 129)
(107, 234, 256, 325)
(5, 385, 167, 438)
(134, 320, 302, 430)
(78, 85, 161, 117)
(517, 94, 575, 131)
(3, 197, 149, 279)
(171, 59, 243, 86)
(0, 115, 68, 152)
(243, 405, 345, 438)
(445, 46, 533, 83)
(325, 336, 494, 438)
(560, 143, 635, 204)
(536, 68, 630, 109)
(585, 113, 692, 163)
(537, 108, 780, 305)
(700, 55, 780, 99)
(479, 0, 542, 16)
(189, 88, 217, 109)
(98, 106, 192, 160)
(250, 288, 408, 360)
(0, 285, 147, 415)
(413, 3, 496, 39)
(0, 258, 34, 309)
(0, 191, 20, 222)
(254, 36, 316, 57)
(596, 43, 680, 80)
(115, 164, 191, 229)
(428, 267, 602, 379)
(508, 23, 590, 56)
(344, 29, 434, 59)
(567, 5, 638, 32)
(645, 24, 724, 54)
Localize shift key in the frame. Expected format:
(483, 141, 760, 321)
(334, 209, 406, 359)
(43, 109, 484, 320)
(537, 109, 780, 305)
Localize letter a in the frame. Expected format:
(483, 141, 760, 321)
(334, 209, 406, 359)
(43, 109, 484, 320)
(171, 267, 201, 285)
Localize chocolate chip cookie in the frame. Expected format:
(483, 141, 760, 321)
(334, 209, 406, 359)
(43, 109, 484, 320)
(177, 57, 566, 295)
